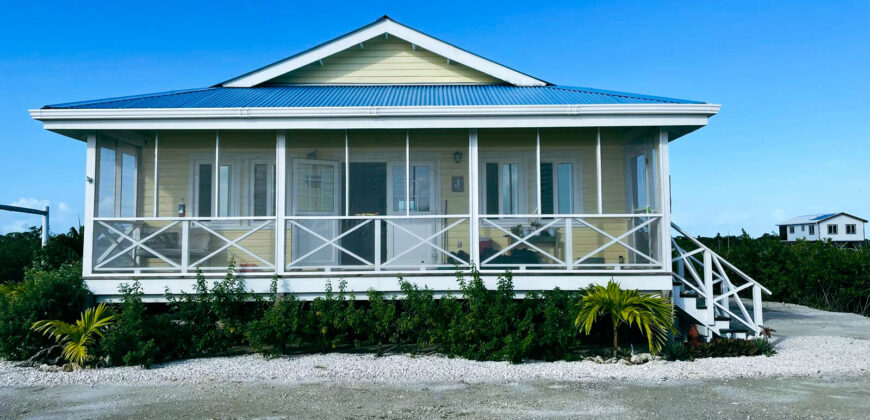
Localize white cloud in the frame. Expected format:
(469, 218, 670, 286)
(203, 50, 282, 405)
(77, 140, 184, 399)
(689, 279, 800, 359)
(10, 198, 50, 210)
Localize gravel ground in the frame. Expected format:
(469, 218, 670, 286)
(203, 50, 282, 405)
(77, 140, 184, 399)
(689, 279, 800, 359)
(1, 301, 868, 419)
(1, 335, 868, 387)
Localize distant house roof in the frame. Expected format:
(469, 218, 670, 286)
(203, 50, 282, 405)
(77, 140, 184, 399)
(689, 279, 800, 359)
(42, 85, 703, 110)
(778, 213, 868, 225)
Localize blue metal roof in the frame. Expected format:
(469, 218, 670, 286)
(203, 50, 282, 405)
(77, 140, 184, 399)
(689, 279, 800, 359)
(43, 85, 704, 109)
(811, 213, 837, 221)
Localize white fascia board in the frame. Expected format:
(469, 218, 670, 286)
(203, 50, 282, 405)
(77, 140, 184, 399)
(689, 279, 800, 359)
(221, 19, 547, 87)
(30, 103, 720, 120)
(30, 104, 719, 131)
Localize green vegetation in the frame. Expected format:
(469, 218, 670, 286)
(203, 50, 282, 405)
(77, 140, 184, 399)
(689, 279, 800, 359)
(31, 303, 114, 366)
(660, 337, 775, 361)
(0, 226, 83, 283)
(574, 280, 674, 356)
(679, 233, 870, 316)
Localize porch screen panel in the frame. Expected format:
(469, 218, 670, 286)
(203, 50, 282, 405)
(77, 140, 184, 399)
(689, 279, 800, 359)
(539, 128, 597, 267)
(345, 130, 405, 268)
(385, 129, 471, 268)
(155, 131, 215, 218)
(190, 131, 277, 271)
(285, 130, 346, 269)
(95, 132, 147, 218)
(588, 127, 661, 270)
(477, 129, 545, 269)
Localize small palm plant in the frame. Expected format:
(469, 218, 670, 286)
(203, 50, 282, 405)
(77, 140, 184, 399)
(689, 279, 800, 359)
(31, 304, 115, 366)
(575, 280, 674, 357)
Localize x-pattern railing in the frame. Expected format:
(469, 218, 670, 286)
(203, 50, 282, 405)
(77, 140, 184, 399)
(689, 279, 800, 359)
(671, 222, 771, 336)
(478, 215, 662, 270)
(190, 220, 275, 269)
(287, 219, 374, 267)
(382, 218, 469, 267)
(94, 221, 180, 270)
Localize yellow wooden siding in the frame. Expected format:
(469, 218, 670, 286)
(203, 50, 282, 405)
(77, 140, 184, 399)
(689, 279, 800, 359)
(268, 35, 501, 84)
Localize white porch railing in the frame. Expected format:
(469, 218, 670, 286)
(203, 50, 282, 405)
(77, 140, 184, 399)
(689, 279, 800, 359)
(671, 222, 771, 337)
(92, 217, 276, 274)
(478, 214, 664, 272)
(88, 213, 669, 275)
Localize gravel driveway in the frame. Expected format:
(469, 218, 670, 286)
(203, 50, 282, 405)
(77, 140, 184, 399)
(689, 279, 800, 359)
(1, 301, 868, 419)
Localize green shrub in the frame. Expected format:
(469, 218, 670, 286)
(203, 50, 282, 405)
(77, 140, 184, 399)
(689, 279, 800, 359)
(99, 281, 185, 368)
(166, 265, 262, 356)
(687, 337, 776, 359)
(660, 341, 691, 361)
(0, 262, 90, 360)
(0, 228, 41, 283)
(244, 277, 310, 356)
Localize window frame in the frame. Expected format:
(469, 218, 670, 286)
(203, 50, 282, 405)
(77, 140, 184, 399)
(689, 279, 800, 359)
(539, 156, 583, 215)
(479, 152, 532, 217)
(789, 225, 795, 234)
(190, 152, 275, 220)
(827, 224, 838, 235)
(845, 224, 856, 235)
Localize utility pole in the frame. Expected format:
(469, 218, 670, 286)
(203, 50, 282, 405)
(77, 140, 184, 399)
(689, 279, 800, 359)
(0, 204, 50, 246)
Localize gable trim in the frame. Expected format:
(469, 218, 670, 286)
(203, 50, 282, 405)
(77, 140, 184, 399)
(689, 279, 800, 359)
(221, 17, 548, 88)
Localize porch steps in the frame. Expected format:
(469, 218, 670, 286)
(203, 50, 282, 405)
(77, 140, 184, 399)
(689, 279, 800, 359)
(670, 222, 771, 341)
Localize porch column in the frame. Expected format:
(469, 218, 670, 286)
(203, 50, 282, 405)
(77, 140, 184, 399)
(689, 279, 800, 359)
(82, 132, 97, 276)
(596, 127, 603, 214)
(276, 130, 287, 274)
(658, 128, 672, 271)
(469, 129, 480, 267)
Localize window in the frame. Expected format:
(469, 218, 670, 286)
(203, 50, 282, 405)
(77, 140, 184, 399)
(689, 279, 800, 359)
(193, 158, 275, 217)
(295, 161, 338, 214)
(96, 139, 139, 218)
(809, 225, 815, 235)
(789, 226, 795, 234)
(391, 165, 432, 213)
(846, 224, 857, 235)
(540, 162, 575, 214)
(827, 224, 838, 235)
(484, 162, 521, 214)
(801, 225, 805, 232)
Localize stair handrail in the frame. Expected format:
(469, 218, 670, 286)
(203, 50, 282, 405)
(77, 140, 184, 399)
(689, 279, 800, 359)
(671, 222, 771, 295)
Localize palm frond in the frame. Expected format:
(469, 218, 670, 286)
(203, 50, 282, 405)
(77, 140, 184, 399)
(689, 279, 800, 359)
(30, 303, 115, 365)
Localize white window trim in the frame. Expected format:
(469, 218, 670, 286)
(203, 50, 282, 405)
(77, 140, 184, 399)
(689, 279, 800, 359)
(540, 150, 584, 215)
(189, 151, 274, 219)
(845, 224, 856, 235)
(479, 152, 534, 218)
(247, 159, 276, 217)
(386, 159, 440, 216)
(289, 159, 342, 216)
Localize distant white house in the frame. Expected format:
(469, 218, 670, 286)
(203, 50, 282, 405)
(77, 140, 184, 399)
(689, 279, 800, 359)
(777, 213, 867, 246)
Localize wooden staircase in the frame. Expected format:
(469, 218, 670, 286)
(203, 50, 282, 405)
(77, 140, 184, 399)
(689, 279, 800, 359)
(671, 223, 770, 340)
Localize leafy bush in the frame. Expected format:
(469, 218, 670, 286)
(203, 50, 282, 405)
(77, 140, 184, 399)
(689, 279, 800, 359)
(678, 233, 870, 316)
(245, 279, 309, 356)
(99, 281, 185, 368)
(166, 265, 264, 356)
(0, 228, 41, 283)
(660, 341, 691, 361)
(688, 337, 775, 359)
(0, 262, 90, 360)
(0, 226, 84, 284)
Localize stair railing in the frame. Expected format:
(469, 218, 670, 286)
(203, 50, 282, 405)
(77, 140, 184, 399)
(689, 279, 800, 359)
(671, 222, 771, 336)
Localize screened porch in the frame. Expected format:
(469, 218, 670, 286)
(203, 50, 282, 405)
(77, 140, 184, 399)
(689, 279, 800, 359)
(88, 127, 667, 277)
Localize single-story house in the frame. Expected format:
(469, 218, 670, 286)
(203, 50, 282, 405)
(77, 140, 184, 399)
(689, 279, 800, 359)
(778, 213, 867, 247)
(29, 16, 768, 338)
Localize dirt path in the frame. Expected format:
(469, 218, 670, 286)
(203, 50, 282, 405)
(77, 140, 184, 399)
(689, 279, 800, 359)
(2, 376, 868, 419)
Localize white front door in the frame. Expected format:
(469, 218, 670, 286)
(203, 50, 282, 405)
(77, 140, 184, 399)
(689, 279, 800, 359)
(385, 162, 440, 267)
(290, 159, 341, 267)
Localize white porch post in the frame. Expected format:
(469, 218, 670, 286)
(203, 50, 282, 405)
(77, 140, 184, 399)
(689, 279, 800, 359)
(344, 130, 349, 217)
(596, 127, 603, 214)
(469, 128, 480, 268)
(213, 130, 220, 217)
(405, 130, 410, 217)
(153, 131, 159, 217)
(535, 128, 541, 215)
(276, 130, 287, 274)
(83, 132, 97, 276)
(658, 128, 672, 271)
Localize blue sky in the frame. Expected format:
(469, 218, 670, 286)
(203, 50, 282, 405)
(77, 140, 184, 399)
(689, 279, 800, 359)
(0, 1, 867, 236)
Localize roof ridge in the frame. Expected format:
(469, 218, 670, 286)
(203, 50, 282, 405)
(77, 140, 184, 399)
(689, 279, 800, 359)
(44, 87, 216, 109)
